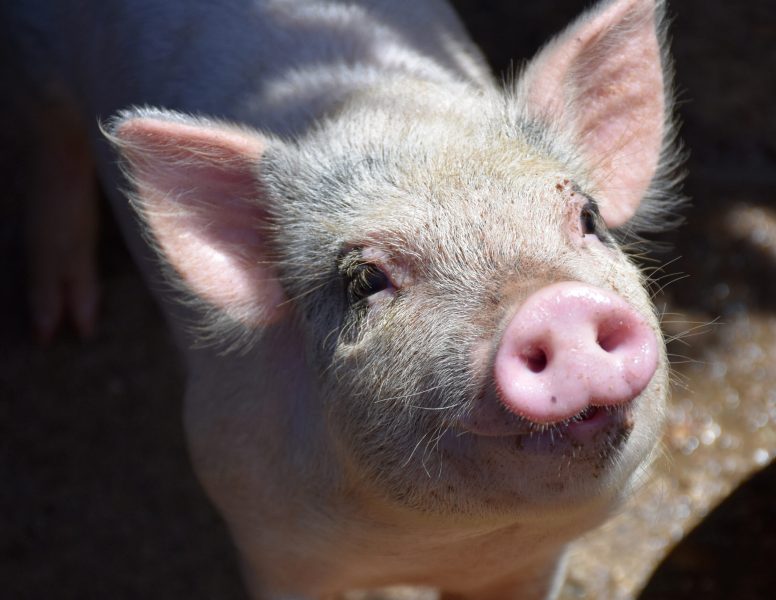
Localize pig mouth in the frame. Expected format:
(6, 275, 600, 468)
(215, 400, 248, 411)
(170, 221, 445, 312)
(453, 391, 634, 447)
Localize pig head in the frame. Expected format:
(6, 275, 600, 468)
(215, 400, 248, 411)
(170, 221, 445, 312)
(102, 0, 679, 597)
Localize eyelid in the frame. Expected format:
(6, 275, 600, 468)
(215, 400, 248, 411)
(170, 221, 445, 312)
(581, 203, 598, 233)
(337, 248, 365, 277)
(338, 244, 413, 291)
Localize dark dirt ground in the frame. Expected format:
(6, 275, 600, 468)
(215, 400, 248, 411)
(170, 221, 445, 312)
(2, 1, 775, 598)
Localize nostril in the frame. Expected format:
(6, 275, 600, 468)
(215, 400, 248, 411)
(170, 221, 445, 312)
(494, 282, 659, 424)
(521, 346, 548, 373)
(596, 318, 632, 353)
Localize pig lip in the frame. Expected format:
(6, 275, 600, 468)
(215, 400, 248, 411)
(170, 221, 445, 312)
(564, 405, 631, 444)
(454, 402, 632, 445)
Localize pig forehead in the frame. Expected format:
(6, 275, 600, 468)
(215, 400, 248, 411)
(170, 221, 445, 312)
(285, 123, 594, 260)
(354, 167, 575, 240)
(405, 138, 578, 214)
(344, 174, 582, 277)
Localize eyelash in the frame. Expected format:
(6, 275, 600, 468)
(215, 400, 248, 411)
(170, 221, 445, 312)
(580, 200, 602, 236)
(346, 262, 391, 304)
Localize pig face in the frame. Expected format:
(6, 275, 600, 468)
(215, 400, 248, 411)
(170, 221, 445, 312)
(259, 107, 668, 517)
(109, 0, 678, 525)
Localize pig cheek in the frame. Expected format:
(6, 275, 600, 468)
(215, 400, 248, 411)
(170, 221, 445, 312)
(608, 398, 663, 499)
(470, 338, 493, 377)
(607, 337, 668, 489)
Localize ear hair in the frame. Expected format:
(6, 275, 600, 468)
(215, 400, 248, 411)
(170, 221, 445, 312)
(104, 108, 289, 345)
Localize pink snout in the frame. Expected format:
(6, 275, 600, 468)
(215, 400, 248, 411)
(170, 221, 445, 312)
(494, 282, 658, 425)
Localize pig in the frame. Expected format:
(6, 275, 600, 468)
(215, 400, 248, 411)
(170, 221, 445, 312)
(8, 0, 682, 597)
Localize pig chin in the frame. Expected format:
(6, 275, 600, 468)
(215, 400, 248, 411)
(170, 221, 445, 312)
(351, 371, 666, 519)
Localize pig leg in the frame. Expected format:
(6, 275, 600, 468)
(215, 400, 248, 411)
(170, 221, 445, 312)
(25, 100, 99, 342)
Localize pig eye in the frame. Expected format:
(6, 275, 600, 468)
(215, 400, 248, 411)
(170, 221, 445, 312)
(580, 201, 601, 236)
(347, 262, 391, 304)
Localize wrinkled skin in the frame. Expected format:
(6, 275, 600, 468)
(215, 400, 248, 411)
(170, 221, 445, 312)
(7, 0, 679, 598)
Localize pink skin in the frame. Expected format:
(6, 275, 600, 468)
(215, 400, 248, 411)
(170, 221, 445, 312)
(493, 282, 658, 426)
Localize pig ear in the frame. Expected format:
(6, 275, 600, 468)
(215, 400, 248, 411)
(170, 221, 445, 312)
(520, 0, 667, 227)
(107, 110, 286, 326)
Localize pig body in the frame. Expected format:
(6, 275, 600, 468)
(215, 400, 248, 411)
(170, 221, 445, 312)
(7, 1, 680, 598)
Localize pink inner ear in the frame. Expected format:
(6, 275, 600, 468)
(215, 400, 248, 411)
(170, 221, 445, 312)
(113, 116, 287, 325)
(522, 0, 665, 227)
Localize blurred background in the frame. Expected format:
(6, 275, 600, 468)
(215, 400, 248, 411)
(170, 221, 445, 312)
(2, 1, 775, 598)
